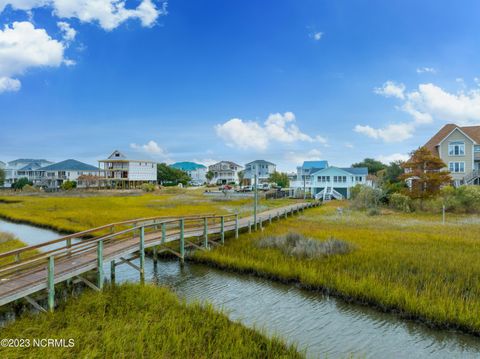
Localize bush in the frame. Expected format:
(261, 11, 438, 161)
(21, 184, 40, 193)
(60, 180, 77, 190)
(257, 232, 354, 259)
(389, 193, 412, 213)
(11, 177, 32, 190)
(350, 184, 384, 210)
(455, 185, 480, 213)
(141, 183, 156, 192)
(367, 207, 381, 216)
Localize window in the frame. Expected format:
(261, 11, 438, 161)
(318, 176, 330, 182)
(333, 176, 346, 183)
(449, 162, 465, 173)
(448, 141, 465, 156)
(475, 145, 480, 153)
(355, 176, 363, 182)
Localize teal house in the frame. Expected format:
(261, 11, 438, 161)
(170, 162, 207, 184)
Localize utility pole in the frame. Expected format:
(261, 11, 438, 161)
(254, 173, 258, 230)
(303, 174, 306, 200)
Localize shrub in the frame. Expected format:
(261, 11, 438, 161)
(21, 184, 40, 193)
(367, 207, 381, 216)
(141, 183, 156, 192)
(455, 185, 480, 213)
(389, 193, 412, 213)
(11, 177, 32, 190)
(350, 185, 383, 210)
(257, 232, 354, 259)
(60, 180, 77, 190)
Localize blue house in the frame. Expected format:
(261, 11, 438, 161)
(291, 160, 369, 200)
(170, 162, 207, 184)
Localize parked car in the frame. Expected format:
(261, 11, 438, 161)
(219, 184, 233, 191)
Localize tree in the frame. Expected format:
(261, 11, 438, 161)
(378, 161, 407, 199)
(157, 163, 190, 186)
(269, 171, 290, 188)
(237, 170, 245, 185)
(11, 177, 32, 190)
(0, 168, 4, 187)
(206, 170, 214, 183)
(400, 146, 451, 201)
(61, 180, 77, 190)
(352, 158, 386, 175)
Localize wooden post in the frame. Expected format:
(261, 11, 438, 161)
(47, 256, 55, 312)
(66, 238, 72, 255)
(162, 223, 166, 244)
(269, 214, 272, 224)
(235, 213, 239, 239)
(203, 217, 208, 248)
(179, 219, 185, 262)
(442, 205, 446, 225)
(139, 227, 145, 278)
(259, 217, 263, 230)
(221, 216, 225, 244)
(97, 240, 104, 290)
(110, 260, 116, 283)
(248, 220, 251, 233)
(153, 246, 158, 265)
(284, 209, 287, 219)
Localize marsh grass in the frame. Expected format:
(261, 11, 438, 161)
(0, 232, 38, 266)
(258, 233, 354, 259)
(0, 284, 302, 359)
(0, 190, 296, 234)
(193, 201, 480, 334)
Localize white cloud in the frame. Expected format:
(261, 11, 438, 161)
(376, 153, 409, 164)
(0, 21, 65, 91)
(354, 123, 414, 142)
(0, 76, 20, 92)
(344, 142, 354, 149)
(309, 31, 323, 41)
(285, 149, 322, 165)
(57, 21, 76, 42)
(215, 112, 327, 150)
(0, 0, 165, 30)
(130, 140, 167, 156)
(416, 67, 436, 74)
(374, 81, 405, 100)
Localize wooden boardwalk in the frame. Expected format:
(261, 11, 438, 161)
(0, 202, 319, 311)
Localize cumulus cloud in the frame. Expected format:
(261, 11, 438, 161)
(309, 31, 323, 41)
(356, 79, 480, 143)
(130, 140, 167, 156)
(0, 76, 21, 92)
(376, 153, 409, 164)
(285, 149, 322, 165)
(374, 81, 405, 100)
(354, 123, 414, 142)
(215, 112, 327, 150)
(0, 21, 65, 91)
(0, 0, 165, 30)
(416, 67, 436, 74)
(57, 21, 76, 42)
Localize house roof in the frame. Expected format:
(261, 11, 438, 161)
(18, 163, 45, 171)
(424, 124, 480, 155)
(311, 166, 368, 176)
(8, 159, 51, 165)
(210, 161, 242, 168)
(102, 150, 156, 162)
(245, 159, 276, 166)
(170, 162, 206, 171)
(38, 159, 99, 172)
(302, 160, 329, 169)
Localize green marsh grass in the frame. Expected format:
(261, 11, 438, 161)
(0, 232, 38, 266)
(0, 284, 302, 359)
(0, 189, 296, 234)
(193, 201, 480, 334)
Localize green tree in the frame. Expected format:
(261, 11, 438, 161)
(400, 147, 451, 201)
(269, 171, 290, 188)
(11, 177, 33, 190)
(206, 170, 214, 183)
(61, 180, 77, 190)
(352, 158, 386, 175)
(237, 170, 245, 185)
(157, 163, 190, 186)
(0, 168, 5, 187)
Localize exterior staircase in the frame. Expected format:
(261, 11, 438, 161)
(463, 169, 480, 185)
(315, 187, 344, 201)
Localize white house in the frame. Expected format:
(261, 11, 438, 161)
(208, 161, 243, 185)
(3, 159, 53, 188)
(170, 162, 207, 184)
(34, 159, 100, 189)
(243, 160, 276, 185)
(98, 150, 157, 188)
(290, 160, 368, 200)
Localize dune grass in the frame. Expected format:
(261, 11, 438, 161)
(0, 283, 302, 359)
(193, 201, 480, 334)
(0, 188, 296, 234)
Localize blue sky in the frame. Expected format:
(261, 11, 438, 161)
(1, 0, 480, 171)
